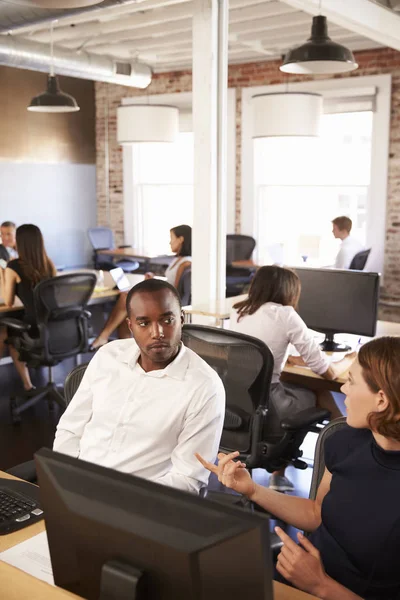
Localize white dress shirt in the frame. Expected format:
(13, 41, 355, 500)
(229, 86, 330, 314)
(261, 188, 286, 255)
(334, 236, 364, 269)
(229, 302, 329, 384)
(54, 340, 225, 493)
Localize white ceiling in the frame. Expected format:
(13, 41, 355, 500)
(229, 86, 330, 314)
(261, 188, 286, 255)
(5, 0, 387, 73)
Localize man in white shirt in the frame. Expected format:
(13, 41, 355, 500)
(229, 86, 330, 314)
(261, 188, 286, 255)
(0, 221, 17, 265)
(54, 279, 225, 494)
(332, 215, 364, 269)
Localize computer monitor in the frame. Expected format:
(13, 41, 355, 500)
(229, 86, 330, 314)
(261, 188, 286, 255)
(35, 449, 273, 600)
(294, 267, 380, 352)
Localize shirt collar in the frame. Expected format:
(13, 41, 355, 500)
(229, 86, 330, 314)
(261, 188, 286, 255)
(122, 341, 189, 380)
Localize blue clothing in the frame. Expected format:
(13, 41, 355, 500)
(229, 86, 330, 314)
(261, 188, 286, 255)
(310, 426, 400, 599)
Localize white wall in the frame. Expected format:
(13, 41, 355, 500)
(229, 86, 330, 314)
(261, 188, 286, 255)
(0, 163, 96, 268)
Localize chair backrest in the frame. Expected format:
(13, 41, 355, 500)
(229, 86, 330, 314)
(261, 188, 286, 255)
(64, 363, 88, 406)
(349, 248, 371, 270)
(87, 227, 115, 251)
(33, 272, 97, 361)
(177, 267, 191, 305)
(181, 325, 274, 453)
(226, 234, 256, 263)
(309, 417, 347, 500)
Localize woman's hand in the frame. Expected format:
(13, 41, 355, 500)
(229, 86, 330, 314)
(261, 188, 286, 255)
(275, 527, 330, 597)
(195, 451, 256, 498)
(144, 272, 155, 280)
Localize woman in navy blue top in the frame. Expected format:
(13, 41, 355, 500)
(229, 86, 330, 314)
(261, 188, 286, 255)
(197, 336, 400, 599)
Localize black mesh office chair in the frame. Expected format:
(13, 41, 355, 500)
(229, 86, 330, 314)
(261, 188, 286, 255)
(6, 363, 89, 484)
(349, 248, 371, 271)
(226, 235, 257, 297)
(177, 267, 191, 306)
(181, 325, 329, 473)
(0, 273, 96, 424)
(87, 227, 139, 273)
(308, 417, 347, 501)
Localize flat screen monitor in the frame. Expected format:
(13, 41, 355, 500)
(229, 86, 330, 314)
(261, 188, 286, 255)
(35, 449, 273, 600)
(294, 267, 380, 351)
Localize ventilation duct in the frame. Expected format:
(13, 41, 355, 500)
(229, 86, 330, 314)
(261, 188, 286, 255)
(7, 1, 103, 7)
(0, 35, 151, 88)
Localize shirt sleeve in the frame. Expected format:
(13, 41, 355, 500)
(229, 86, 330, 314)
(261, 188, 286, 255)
(285, 308, 330, 375)
(53, 355, 97, 457)
(154, 376, 225, 494)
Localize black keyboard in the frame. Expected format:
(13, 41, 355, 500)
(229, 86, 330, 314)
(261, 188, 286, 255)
(0, 487, 43, 535)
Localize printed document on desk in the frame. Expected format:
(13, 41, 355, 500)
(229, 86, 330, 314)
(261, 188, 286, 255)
(0, 531, 54, 585)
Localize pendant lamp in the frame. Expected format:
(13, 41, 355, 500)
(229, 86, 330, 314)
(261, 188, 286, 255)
(117, 105, 179, 144)
(280, 15, 358, 75)
(28, 22, 80, 113)
(252, 92, 322, 138)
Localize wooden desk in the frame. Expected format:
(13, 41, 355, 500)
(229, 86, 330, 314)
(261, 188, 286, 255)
(184, 294, 247, 326)
(0, 473, 317, 600)
(96, 248, 173, 270)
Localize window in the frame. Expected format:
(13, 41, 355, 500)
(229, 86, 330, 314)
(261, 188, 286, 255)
(254, 112, 373, 266)
(131, 133, 193, 254)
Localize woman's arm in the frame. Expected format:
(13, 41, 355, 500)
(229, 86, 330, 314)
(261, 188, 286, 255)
(196, 451, 332, 533)
(174, 261, 191, 288)
(3, 267, 18, 306)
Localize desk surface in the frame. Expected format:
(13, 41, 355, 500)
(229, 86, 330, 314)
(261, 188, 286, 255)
(0, 473, 317, 600)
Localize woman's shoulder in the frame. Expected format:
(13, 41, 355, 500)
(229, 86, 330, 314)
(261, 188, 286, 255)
(325, 425, 371, 470)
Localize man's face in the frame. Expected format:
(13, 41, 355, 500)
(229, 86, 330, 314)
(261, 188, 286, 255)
(332, 224, 341, 239)
(0, 226, 16, 248)
(127, 289, 184, 367)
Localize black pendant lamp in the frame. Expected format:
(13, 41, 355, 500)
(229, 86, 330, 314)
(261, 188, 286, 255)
(280, 15, 358, 75)
(28, 21, 80, 113)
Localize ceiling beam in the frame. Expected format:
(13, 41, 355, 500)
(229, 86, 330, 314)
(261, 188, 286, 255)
(281, 0, 400, 51)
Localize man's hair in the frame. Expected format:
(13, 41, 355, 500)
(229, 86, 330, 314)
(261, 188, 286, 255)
(332, 216, 352, 233)
(359, 337, 400, 442)
(126, 278, 182, 316)
(1, 221, 16, 229)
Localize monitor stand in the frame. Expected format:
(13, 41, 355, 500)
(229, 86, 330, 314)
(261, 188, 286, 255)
(99, 560, 145, 600)
(320, 333, 351, 352)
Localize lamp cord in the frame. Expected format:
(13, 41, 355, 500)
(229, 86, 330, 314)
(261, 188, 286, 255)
(319, 0, 322, 14)
(50, 20, 58, 76)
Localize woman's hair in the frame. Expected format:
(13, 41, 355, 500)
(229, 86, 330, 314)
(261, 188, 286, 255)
(16, 224, 56, 287)
(171, 224, 192, 256)
(233, 265, 301, 320)
(358, 336, 400, 441)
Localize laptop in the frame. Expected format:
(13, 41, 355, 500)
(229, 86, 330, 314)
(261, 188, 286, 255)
(109, 267, 131, 292)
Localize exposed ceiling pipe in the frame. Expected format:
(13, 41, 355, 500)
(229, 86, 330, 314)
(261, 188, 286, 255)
(0, 0, 138, 34)
(0, 33, 151, 87)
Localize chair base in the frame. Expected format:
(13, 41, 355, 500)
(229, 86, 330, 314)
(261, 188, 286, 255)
(10, 383, 66, 424)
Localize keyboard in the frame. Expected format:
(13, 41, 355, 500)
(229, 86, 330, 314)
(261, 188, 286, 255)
(0, 486, 43, 535)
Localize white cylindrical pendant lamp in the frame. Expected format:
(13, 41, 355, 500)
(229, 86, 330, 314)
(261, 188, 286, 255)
(252, 92, 323, 138)
(117, 105, 179, 144)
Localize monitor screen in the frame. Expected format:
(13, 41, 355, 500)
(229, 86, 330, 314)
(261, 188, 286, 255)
(109, 267, 131, 291)
(294, 267, 380, 341)
(35, 449, 273, 600)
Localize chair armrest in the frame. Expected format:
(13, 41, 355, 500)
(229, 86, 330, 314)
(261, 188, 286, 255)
(0, 317, 31, 332)
(118, 245, 131, 249)
(280, 408, 330, 431)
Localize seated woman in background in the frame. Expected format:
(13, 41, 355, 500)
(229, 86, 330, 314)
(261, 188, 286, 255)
(197, 337, 400, 600)
(0, 224, 56, 392)
(91, 224, 192, 349)
(229, 265, 355, 492)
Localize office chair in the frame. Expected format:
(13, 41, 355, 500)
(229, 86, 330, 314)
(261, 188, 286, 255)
(181, 325, 329, 473)
(87, 227, 139, 273)
(226, 234, 257, 297)
(177, 267, 191, 306)
(0, 272, 96, 424)
(5, 363, 89, 484)
(349, 248, 371, 271)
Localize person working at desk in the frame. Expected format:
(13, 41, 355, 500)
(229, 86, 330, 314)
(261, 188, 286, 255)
(90, 224, 192, 350)
(54, 278, 225, 494)
(332, 216, 364, 269)
(0, 220, 17, 265)
(0, 224, 56, 390)
(197, 336, 400, 600)
(229, 266, 355, 492)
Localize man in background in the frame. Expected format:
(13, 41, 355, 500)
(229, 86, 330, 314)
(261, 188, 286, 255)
(0, 221, 17, 265)
(332, 216, 364, 269)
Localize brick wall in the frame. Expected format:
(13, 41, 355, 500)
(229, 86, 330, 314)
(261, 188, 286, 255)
(95, 47, 400, 314)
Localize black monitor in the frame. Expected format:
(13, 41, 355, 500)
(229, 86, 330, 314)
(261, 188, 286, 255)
(35, 448, 273, 600)
(294, 267, 380, 352)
